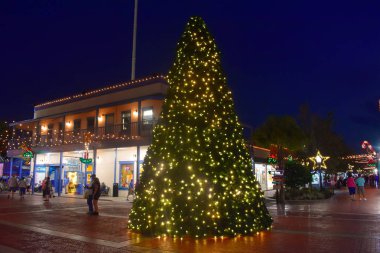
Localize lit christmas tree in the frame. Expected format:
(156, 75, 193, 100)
(129, 16, 272, 237)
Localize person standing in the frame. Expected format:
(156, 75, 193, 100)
(346, 173, 356, 201)
(330, 176, 336, 194)
(127, 179, 134, 201)
(25, 176, 32, 195)
(63, 176, 69, 194)
(85, 178, 94, 215)
(18, 177, 27, 199)
(42, 177, 52, 201)
(7, 175, 18, 199)
(355, 174, 366, 200)
(91, 174, 101, 215)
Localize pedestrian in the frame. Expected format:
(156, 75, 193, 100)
(92, 174, 101, 215)
(25, 176, 32, 195)
(42, 177, 52, 201)
(346, 173, 356, 201)
(7, 175, 18, 199)
(85, 179, 94, 215)
(330, 176, 336, 194)
(127, 179, 134, 201)
(64, 176, 69, 194)
(355, 174, 366, 200)
(18, 177, 27, 199)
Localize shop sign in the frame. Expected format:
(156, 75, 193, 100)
(23, 151, 34, 158)
(80, 158, 93, 164)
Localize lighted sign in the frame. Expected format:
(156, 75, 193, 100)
(267, 154, 277, 164)
(80, 158, 93, 164)
(23, 151, 34, 158)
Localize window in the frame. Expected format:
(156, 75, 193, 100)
(121, 111, 131, 130)
(87, 117, 95, 133)
(74, 119, 81, 134)
(105, 113, 114, 134)
(141, 108, 154, 136)
(142, 108, 153, 124)
(36, 125, 41, 143)
(119, 162, 134, 189)
(58, 122, 64, 140)
(47, 123, 54, 144)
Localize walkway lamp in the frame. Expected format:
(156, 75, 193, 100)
(310, 150, 329, 191)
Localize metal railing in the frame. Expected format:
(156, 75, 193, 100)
(9, 121, 157, 149)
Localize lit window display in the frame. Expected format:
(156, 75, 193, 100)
(120, 162, 134, 189)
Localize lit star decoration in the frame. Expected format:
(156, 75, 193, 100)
(309, 150, 329, 170)
(128, 17, 272, 238)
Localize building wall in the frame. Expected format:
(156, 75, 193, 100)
(95, 148, 115, 195)
(65, 111, 97, 130)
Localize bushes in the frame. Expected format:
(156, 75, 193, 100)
(284, 161, 312, 189)
(284, 188, 333, 200)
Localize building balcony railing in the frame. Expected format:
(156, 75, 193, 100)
(8, 121, 157, 150)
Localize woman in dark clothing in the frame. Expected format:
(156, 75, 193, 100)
(91, 174, 101, 215)
(43, 177, 51, 202)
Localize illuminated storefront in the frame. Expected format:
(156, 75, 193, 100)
(255, 163, 276, 191)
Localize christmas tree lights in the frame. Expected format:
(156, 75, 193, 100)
(128, 17, 272, 237)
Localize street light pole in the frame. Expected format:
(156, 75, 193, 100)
(316, 154, 322, 191)
(310, 150, 329, 192)
(131, 0, 138, 80)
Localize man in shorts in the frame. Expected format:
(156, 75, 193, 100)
(355, 174, 366, 200)
(8, 175, 18, 199)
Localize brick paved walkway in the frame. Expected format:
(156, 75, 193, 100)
(0, 188, 380, 252)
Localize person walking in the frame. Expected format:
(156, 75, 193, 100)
(85, 178, 94, 215)
(127, 179, 134, 201)
(7, 175, 18, 199)
(18, 177, 27, 199)
(25, 176, 32, 195)
(355, 174, 366, 200)
(63, 176, 69, 194)
(346, 173, 356, 201)
(330, 176, 336, 194)
(90, 174, 101, 215)
(42, 177, 52, 201)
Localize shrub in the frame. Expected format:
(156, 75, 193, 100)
(284, 188, 333, 200)
(284, 161, 312, 189)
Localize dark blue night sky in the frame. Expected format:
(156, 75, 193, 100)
(1, 1, 380, 151)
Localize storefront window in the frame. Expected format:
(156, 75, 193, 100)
(120, 162, 134, 189)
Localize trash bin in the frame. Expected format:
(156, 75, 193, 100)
(113, 183, 119, 197)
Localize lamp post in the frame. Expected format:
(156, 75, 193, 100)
(310, 150, 329, 191)
(315, 154, 323, 191)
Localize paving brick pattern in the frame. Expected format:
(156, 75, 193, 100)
(0, 188, 380, 252)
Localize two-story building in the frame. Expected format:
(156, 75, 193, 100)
(8, 75, 168, 196)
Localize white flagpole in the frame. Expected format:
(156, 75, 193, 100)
(131, 0, 138, 80)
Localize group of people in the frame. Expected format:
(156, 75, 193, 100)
(4, 173, 107, 217)
(6, 175, 32, 199)
(346, 173, 367, 201)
